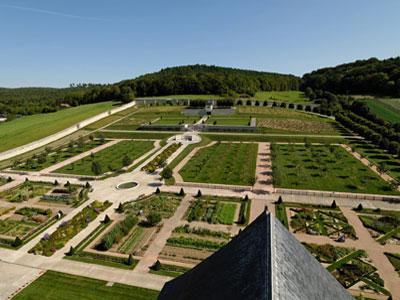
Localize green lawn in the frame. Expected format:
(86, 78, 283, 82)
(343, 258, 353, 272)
(272, 144, 399, 195)
(54, 140, 154, 176)
(0, 102, 117, 153)
(365, 98, 400, 124)
(206, 116, 251, 126)
(138, 94, 222, 100)
(252, 91, 309, 103)
(13, 271, 158, 300)
(154, 116, 200, 125)
(180, 142, 258, 186)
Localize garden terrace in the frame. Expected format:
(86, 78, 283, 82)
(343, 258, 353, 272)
(354, 208, 400, 245)
(186, 195, 250, 226)
(54, 140, 154, 176)
(13, 271, 159, 300)
(179, 142, 258, 186)
(142, 143, 181, 173)
(271, 144, 400, 195)
(123, 192, 182, 219)
(251, 91, 309, 103)
(153, 116, 200, 125)
(0, 181, 53, 203)
(30, 200, 111, 256)
(348, 140, 400, 182)
(0, 206, 60, 249)
(236, 106, 343, 135)
(106, 106, 185, 131)
(284, 202, 357, 239)
(364, 98, 400, 124)
(205, 115, 251, 126)
(12, 139, 105, 171)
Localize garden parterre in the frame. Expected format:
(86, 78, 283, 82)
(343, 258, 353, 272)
(180, 142, 258, 186)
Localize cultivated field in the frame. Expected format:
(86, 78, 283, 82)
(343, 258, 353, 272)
(0, 101, 116, 153)
(180, 143, 258, 186)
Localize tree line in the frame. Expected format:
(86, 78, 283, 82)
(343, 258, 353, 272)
(302, 57, 400, 97)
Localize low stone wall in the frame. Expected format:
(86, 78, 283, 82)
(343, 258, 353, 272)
(176, 181, 252, 192)
(275, 188, 400, 203)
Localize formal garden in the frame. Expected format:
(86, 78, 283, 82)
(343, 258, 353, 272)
(12, 271, 159, 300)
(40, 182, 91, 207)
(159, 224, 231, 265)
(304, 243, 391, 297)
(30, 200, 111, 256)
(54, 140, 154, 176)
(385, 252, 400, 276)
(271, 143, 399, 195)
(186, 195, 250, 226)
(12, 138, 105, 171)
(179, 142, 258, 186)
(0, 180, 54, 203)
(277, 201, 357, 239)
(0, 206, 61, 249)
(354, 206, 400, 245)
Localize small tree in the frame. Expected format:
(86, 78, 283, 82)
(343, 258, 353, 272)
(155, 187, 161, 194)
(179, 188, 185, 196)
(122, 155, 132, 167)
(85, 182, 91, 189)
(54, 179, 58, 186)
(103, 214, 111, 224)
(127, 254, 134, 265)
(66, 246, 75, 256)
(91, 161, 102, 175)
(12, 236, 22, 248)
(116, 202, 124, 213)
(151, 260, 162, 271)
(147, 212, 162, 226)
(161, 167, 173, 179)
(64, 181, 71, 187)
(276, 196, 283, 204)
(89, 134, 94, 142)
(7, 176, 12, 182)
(356, 203, 363, 211)
(244, 194, 249, 201)
(196, 190, 202, 197)
(331, 200, 337, 209)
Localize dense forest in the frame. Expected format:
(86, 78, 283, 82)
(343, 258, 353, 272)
(302, 57, 400, 97)
(0, 65, 299, 118)
(124, 65, 300, 97)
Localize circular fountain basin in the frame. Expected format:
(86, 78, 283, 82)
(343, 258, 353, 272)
(116, 181, 138, 190)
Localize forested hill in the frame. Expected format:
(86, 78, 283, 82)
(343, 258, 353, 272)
(122, 65, 300, 97)
(301, 57, 400, 97)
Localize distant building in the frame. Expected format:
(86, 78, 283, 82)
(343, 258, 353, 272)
(159, 211, 352, 300)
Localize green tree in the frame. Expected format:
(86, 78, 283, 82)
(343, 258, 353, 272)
(91, 161, 102, 175)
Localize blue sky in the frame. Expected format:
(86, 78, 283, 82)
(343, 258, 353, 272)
(1, 0, 399, 87)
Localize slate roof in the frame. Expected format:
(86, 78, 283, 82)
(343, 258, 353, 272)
(158, 211, 353, 300)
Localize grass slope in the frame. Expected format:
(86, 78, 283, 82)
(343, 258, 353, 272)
(0, 102, 116, 153)
(252, 91, 309, 103)
(13, 271, 158, 300)
(365, 98, 400, 124)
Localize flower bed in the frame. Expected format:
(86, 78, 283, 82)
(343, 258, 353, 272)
(30, 200, 111, 256)
(142, 143, 181, 173)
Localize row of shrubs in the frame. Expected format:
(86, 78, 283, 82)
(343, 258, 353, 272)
(166, 236, 227, 251)
(173, 225, 230, 239)
(97, 214, 138, 251)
